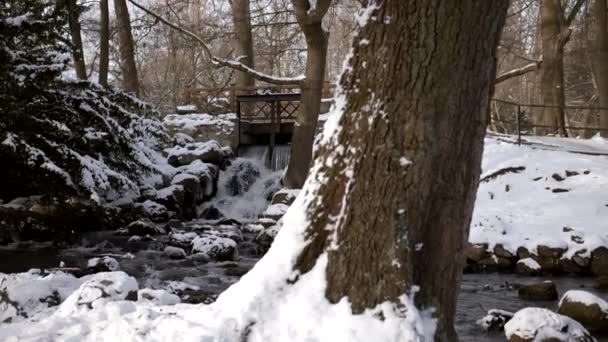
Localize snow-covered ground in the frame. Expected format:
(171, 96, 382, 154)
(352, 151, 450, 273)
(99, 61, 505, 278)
(470, 133, 608, 259)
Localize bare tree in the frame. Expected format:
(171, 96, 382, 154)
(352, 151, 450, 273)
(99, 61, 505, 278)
(231, 0, 256, 90)
(283, 0, 331, 188)
(66, 0, 87, 80)
(115, 0, 140, 95)
(593, 0, 608, 136)
(98, 0, 110, 87)
(283, 1, 508, 340)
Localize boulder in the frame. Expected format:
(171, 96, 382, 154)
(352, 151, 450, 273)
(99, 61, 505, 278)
(164, 246, 187, 259)
(515, 258, 541, 276)
(126, 218, 166, 236)
(478, 255, 513, 271)
(517, 247, 531, 260)
(535, 245, 566, 274)
(177, 160, 218, 199)
(559, 258, 583, 275)
(494, 244, 515, 259)
(590, 247, 608, 276)
(465, 243, 490, 262)
(166, 141, 224, 167)
(476, 309, 514, 332)
(191, 235, 238, 261)
(262, 203, 289, 221)
(58, 272, 138, 313)
(224, 159, 262, 196)
(254, 225, 279, 256)
(504, 307, 594, 342)
(136, 200, 169, 222)
(558, 290, 608, 333)
(518, 281, 558, 301)
(137, 288, 180, 305)
(593, 275, 608, 290)
(86, 256, 120, 273)
(155, 185, 185, 212)
(270, 188, 300, 206)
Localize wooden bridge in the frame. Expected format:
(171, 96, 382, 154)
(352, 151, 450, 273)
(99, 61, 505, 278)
(183, 82, 336, 146)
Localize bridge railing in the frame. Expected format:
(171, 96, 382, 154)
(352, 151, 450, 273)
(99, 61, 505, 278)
(182, 81, 336, 114)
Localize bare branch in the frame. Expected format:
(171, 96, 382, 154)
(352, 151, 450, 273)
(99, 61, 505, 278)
(565, 0, 586, 26)
(494, 61, 541, 85)
(128, 0, 304, 86)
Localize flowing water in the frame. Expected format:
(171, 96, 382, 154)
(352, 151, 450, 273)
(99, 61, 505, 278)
(238, 144, 291, 171)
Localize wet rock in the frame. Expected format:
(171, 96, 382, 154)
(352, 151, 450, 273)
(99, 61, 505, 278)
(505, 307, 594, 342)
(126, 218, 166, 236)
(536, 245, 566, 274)
(164, 246, 187, 260)
(86, 256, 120, 273)
(518, 281, 558, 301)
(166, 141, 224, 167)
(166, 219, 183, 230)
(216, 218, 242, 227)
(169, 231, 199, 250)
(558, 290, 608, 333)
(476, 309, 513, 332)
(590, 276, 608, 291)
(590, 247, 608, 276)
(225, 159, 261, 196)
(262, 203, 289, 221)
(270, 188, 300, 206)
(199, 205, 224, 220)
(191, 235, 238, 261)
(125, 235, 164, 253)
(494, 244, 515, 259)
(171, 173, 203, 217)
(559, 258, 583, 274)
(137, 288, 180, 305)
(466, 243, 490, 262)
(517, 247, 531, 259)
(59, 272, 138, 313)
(515, 258, 541, 276)
(552, 173, 565, 182)
(136, 200, 169, 222)
(479, 255, 512, 271)
(175, 289, 217, 304)
(565, 170, 579, 177)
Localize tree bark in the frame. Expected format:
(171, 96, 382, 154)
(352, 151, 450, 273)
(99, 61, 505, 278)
(66, 0, 87, 80)
(594, 0, 608, 137)
(231, 0, 255, 90)
(292, 1, 508, 340)
(114, 0, 140, 95)
(283, 0, 330, 189)
(98, 0, 110, 87)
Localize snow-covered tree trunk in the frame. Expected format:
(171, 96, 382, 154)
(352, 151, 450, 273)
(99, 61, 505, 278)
(231, 0, 256, 90)
(283, 0, 330, 189)
(594, 0, 608, 137)
(66, 0, 86, 80)
(282, 1, 508, 340)
(114, 0, 139, 95)
(98, 0, 110, 87)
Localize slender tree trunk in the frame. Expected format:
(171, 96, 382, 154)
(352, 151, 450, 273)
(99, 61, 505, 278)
(66, 0, 86, 80)
(283, 1, 330, 189)
(595, 0, 608, 137)
(98, 0, 110, 87)
(290, 1, 508, 340)
(231, 0, 255, 90)
(538, 0, 568, 136)
(114, 0, 140, 95)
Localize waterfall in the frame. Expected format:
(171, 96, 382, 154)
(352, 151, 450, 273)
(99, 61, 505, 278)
(237, 144, 291, 171)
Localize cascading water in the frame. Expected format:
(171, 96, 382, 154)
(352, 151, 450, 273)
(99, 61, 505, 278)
(200, 157, 283, 222)
(237, 145, 291, 171)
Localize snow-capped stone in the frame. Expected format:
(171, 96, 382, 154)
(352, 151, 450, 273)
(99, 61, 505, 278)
(504, 307, 594, 342)
(0, 271, 85, 323)
(173, 132, 195, 146)
(518, 281, 558, 301)
(86, 256, 120, 273)
(270, 188, 300, 206)
(166, 141, 224, 167)
(136, 200, 169, 222)
(476, 309, 514, 332)
(558, 290, 608, 333)
(155, 184, 185, 211)
(164, 246, 187, 259)
(58, 272, 138, 314)
(191, 235, 238, 261)
(137, 288, 180, 305)
(515, 258, 541, 276)
(171, 173, 204, 209)
(590, 247, 608, 276)
(163, 113, 237, 149)
(262, 203, 289, 220)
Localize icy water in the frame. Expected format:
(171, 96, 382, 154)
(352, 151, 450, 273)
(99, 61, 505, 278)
(2, 234, 608, 342)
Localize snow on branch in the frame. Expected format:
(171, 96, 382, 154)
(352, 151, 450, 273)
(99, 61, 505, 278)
(494, 61, 541, 85)
(128, 0, 304, 86)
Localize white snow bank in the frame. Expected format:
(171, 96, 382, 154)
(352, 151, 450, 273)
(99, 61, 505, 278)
(559, 290, 608, 312)
(137, 289, 180, 305)
(504, 307, 592, 341)
(163, 113, 236, 132)
(470, 134, 608, 257)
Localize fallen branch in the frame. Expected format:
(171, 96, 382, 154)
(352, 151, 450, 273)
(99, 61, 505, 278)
(494, 61, 541, 85)
(128, 0, 304, 86)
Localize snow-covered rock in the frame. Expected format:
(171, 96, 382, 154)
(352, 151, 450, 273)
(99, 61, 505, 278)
(58, 272, 138, 314)
(126, 218, 166, 236)
(191, 235, 238, 261)
(166, 141, 225, 167)
(163, 113, 237, 149)
(504, 307, 595, 342)
(515, 258, 541, 276)
(155, 184, 185, 212)
(137, 288, 180, 305)
(136, 200, 169, 222)
(164, 246, 187, 259)
(558, 290, 608, 333)
(271, 188, 300, 206)
(86, 256, 120, 273)
(476, 309, 513, 332)
(262, 203, 290, 220)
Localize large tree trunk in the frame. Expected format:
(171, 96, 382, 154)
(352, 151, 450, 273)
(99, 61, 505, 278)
(66, 0, 86, 80)
(231, 0, 255, 90)
(290, 1, 508, 340)
(595, 0, 608, 137)
(98, 0, 110, 87)
(114, 0, 140, 95)
(283, 1, 330, 189)
(538, 0, 568, 136)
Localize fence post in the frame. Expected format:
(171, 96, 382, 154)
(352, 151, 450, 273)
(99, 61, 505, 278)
(516, 105, 522, 146)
